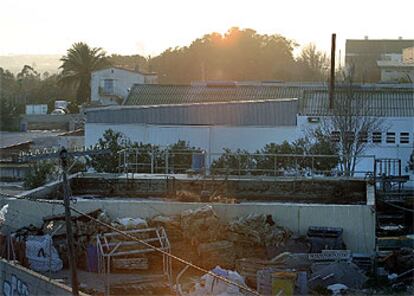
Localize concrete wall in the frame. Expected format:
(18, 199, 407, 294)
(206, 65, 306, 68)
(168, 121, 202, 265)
(71, 174, 367, 204)
(0, 259, 84, 296)
(0, 198, 376, 254)
(20, 114, 83, 131)
(32, 135, 84, 150)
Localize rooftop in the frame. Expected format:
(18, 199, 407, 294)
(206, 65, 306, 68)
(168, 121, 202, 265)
(121, 83, 414, 118)
(86, 98, 298, 126)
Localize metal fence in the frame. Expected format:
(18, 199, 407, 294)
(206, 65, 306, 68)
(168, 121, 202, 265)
(117, 147, 376, 177)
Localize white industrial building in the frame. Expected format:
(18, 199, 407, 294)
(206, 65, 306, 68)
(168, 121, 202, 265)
(85, 83, 414, 177)
(90, 67, 157, 105)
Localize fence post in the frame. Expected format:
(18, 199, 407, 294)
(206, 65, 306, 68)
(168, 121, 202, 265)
(238, 154, 241, 176)
(311, 156, 315, 177)
(135, 149, 138, 174)
(165, 149, 169, 174)
(151, 146, 154, 174)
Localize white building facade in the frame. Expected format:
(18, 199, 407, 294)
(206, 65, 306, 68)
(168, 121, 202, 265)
(85, 84, 414, 180)
(90, 67, 157, 105)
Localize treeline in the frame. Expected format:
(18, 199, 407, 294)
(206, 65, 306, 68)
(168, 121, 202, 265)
(0, 65, 76, 130)
(0, 27, 329, 130)
(113, 27, 329, 84)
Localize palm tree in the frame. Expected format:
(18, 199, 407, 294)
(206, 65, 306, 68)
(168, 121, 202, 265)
(59, 42, 110, 105)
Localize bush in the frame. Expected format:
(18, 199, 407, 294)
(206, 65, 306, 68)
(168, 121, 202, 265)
(24, 161, 56, 189)
(88, 129, 129, 173)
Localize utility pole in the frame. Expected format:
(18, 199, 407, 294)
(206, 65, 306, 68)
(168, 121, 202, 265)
(329, 33, 336, 110)
(60, 148, 79, 296)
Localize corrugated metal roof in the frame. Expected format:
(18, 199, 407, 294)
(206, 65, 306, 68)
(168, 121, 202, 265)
(87, 99, 298, 126)
(300, 89, 414, 117)
(124, 84, 414, 117)
(124, 84, 320, 105)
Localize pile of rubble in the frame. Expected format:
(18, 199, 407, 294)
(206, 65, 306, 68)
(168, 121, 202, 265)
(3, 204, 412, 295)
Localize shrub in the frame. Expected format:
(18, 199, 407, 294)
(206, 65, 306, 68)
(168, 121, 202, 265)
(24, 161, 55, 189)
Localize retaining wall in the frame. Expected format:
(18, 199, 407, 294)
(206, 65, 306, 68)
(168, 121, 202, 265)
(0, 198, 376, 254)
(0, 259, 87, 296)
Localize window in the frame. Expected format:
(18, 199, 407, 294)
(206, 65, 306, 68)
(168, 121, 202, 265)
(330, 131, 340, 142)
(359, 131, 368, 143)
(386, 132, 396, 144)
(345, 131, 355, 142)
(103, 79, 114, 94)
(372, 132, 382, 143)
(400, 132, 410, 144)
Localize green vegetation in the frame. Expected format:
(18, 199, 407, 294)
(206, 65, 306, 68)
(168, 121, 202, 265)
(111, 27, 329, 84)
(211, 138, 338, 175)
(88, 130, 202, 173)
(24, 161, 56, 189)
(1, 27, 329, 130)
(0, 66, 76, 130)
(59, 42, 110, 105)
(89, 129, 338, 175)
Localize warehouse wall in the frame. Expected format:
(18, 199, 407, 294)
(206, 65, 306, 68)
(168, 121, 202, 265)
(85, 123, 299, 155)
(0, 198, 376, 254)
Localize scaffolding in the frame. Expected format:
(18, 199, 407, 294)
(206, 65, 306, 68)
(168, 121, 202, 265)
(96, 227, 172, 295)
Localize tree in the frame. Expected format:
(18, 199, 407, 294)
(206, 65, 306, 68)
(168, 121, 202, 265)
(308, 74, 384, 176)
(149, 27, 297, 83)
(88, 129, 129, 173)
(59, 42, 110, 105)
(296, 43, 329, 82)
(24, 161, 56, 189)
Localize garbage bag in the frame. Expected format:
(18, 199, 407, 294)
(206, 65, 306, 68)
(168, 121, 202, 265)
(25, 235, 63, 272)
(191, 265, 247, 296)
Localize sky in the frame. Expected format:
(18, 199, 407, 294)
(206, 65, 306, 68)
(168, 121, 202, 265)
(1, 0, 413, 58)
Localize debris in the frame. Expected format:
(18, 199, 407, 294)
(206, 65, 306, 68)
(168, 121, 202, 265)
(307, 226, 345, 252)
(110, 274, 170, 294)
(257, 269, 297, 296)
(25, 234, 63, 272)
(112, 217, 148, 230)
(296, 271, 308, 295)
(351, 253, 373, 273)
(267, 235, 310, 258)
(309, 262, 367, 290)
(327, 283, 348, 295)
(388, 273, 398, 280)
(308, 250, 351, 262)
(190, 266, 247, 296)
(42, 220, 66, 236)
(227, 214, 291, 253)
(236, 254, 310, 288)
(176, 190, 200, 202)
(0, 204, 8, 225)
(112, 257, 149, 271)
(197, 240, 235, 269)
(181, 205, 221, 244)
(149, 215, 182, 241)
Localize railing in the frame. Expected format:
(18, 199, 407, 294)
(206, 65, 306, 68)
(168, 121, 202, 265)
(117, 147, 377, 178)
